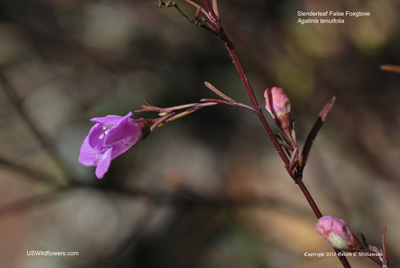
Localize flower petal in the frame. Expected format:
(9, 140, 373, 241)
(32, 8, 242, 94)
(91, 112, 133, 126)
(78, 136, 101, 166)
(104, 113, 140, 145)
(87, 123, 106, 149)
(95, 148, 112, 179)
(79, 112, 142, 179)
(109, 138, 139, 160)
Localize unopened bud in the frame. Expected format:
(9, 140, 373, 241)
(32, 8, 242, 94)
(316, 215, 354, 251)
(264, 87, 291, 131)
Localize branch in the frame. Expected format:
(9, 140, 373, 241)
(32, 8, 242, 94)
(0, 69, 73, 185)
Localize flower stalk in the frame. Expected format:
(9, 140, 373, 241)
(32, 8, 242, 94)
(157, 1, 354, 267)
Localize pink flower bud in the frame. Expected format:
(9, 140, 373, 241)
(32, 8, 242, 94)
(316, 215, 354, 250)
(264, 87, 291, 131)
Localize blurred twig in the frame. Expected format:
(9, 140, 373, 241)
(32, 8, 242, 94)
(0, 68, 73, 185)
(84, 184, 312, 216)
(0, 155, 54, 185)
(74, 200, 158, 268)
(0, 187, 66, 216)
(380, 65, 400, 73)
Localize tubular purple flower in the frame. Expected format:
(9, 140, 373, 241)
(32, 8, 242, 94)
(316, 215, 354, 250)
(264, 87, 291, 131)
(78, 112, 142, 179)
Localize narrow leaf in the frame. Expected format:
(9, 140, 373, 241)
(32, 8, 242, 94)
(300, 97, 336, 172)
(204, 81, 235, 102)
(212, 0, 219, 17)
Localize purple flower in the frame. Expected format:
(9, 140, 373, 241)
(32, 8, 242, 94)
(78, 112, 142, 179)
(316, 215, 353, 250)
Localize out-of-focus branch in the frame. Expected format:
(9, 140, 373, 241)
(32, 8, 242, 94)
(380, 64, 400, 73)
(0, 155, 54, 185)
(0, 187, 66, 216)
(74, 200, 158, 268)
(0, 69, 73, 185)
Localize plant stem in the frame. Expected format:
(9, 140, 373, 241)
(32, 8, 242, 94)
(202, 0, 289, 167)
(208, 9, 351, 268)
(297, 179, 322, 218)
(227, 41, 352, 268)
(226, 43, 290, 168)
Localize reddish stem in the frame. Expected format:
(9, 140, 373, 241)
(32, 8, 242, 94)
(297, 180, 322, 218)
(226, 43, 290, 168)
(225, 39, 351, 268)
(167, 2, 351, 267)
(203, 3, 351, 267)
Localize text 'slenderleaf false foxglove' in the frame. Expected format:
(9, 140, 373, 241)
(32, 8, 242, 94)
(78, 112, 142, 179)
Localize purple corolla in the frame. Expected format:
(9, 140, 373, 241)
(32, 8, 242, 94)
(78, 112, 142, 179)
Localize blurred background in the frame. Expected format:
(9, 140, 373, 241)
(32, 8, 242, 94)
(0, 0, 399, 267)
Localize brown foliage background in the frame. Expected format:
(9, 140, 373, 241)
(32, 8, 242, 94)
(0, 0, 399, 267)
